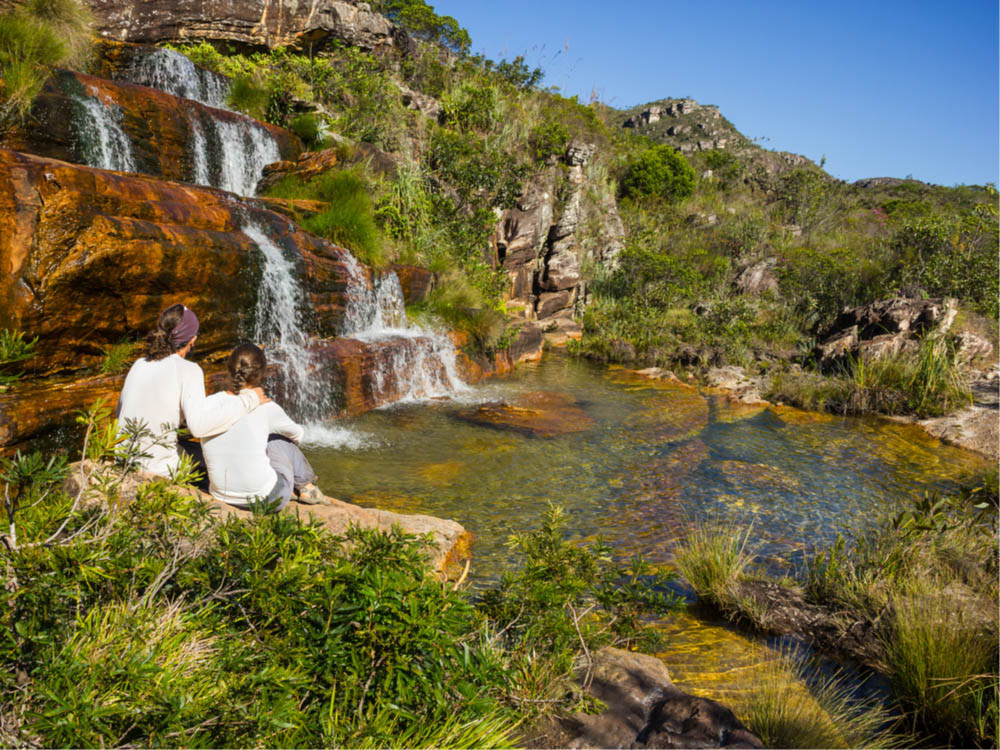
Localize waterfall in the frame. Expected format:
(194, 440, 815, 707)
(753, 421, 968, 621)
(341, 255, 467, 403)
(186, 110, 280, 197)
(71, 91, 136, 173)
(127, 47, 231, 110)
(243, 222, 328, 419)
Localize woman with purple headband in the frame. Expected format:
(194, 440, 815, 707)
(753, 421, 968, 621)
(117, 303, 267, 477)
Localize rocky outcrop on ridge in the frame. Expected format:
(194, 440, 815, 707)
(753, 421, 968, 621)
(490, 140, 624, 337)
(620, 97, 746, 155)
(90, 0, 401, 52)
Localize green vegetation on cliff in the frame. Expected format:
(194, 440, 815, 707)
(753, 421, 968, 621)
(0, 0, 92, 131)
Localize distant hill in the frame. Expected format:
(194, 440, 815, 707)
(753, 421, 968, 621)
(616, 97, 816, 176)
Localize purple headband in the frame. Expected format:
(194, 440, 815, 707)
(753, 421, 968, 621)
(169, 307, 199, 348)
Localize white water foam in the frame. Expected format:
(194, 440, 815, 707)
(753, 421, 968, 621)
(209, 116, 281, 196)
(73, 90, 136, 172)
(301, 423, 376, 450)
(128, 47, 231, 109)
(340, 258, 468, 404)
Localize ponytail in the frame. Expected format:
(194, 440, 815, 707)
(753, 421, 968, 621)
(144, 303, 186, 361)
(228, 343, 266, 390)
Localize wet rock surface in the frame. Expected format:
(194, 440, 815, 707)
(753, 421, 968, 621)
(5, 70, 300, 187)
(454, 390, 595, 437)
(530, 647, 762, 749)
(0, 149, 359, 375)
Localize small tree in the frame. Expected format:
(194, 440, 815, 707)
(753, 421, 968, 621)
(620, 145, 696, 204)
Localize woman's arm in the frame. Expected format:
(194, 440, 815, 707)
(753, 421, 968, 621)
(179, 363, 261, 438)
(265, 403, 305, 444)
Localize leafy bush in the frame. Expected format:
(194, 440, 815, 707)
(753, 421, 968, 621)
(619, 144, 696, 204)
(529, 117, 571, 163)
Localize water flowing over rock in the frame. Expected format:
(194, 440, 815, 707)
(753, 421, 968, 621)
(119, 46, 231, 109)
(4, 70, 298, 195)
(91, 0, 398, 52)
(0, 149, 356, 375)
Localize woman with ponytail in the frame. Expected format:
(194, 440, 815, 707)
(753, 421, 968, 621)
(117, 304, 266, 477)
(200, 343, 324, 509)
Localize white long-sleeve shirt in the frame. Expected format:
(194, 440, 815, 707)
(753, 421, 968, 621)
(200, 395, 304, 505)
(116, 354, 260, 477)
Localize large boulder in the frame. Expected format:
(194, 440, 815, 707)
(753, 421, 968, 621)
(816, 296, 958, 369)
(531, 647, 762, 749)
(0, 149, 362, 375)
(90, 0, 397, 51)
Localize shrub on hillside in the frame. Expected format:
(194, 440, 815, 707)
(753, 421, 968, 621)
(0, 0, 92, 132)
(619, 144, 696, 204)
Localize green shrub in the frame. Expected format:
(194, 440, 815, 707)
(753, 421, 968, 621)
(673, 524, 758, 620)
(619, 144, 696, 204)
(227, 74, 268, 119)
(98, 340, 138, 375)
(529, 117, 571, 163)
(374, 0, 470, 54)
(289, 112, 321, 146)
(440, 79, 500, 132)
(303, 171, 383, 266)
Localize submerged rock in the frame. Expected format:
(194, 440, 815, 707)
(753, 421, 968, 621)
(530, 647, 762, 749)
(454, 391, 595, 438)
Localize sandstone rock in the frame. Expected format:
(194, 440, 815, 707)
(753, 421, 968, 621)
(396, 82, 441, 120)
(532, 647, 762, 749)
(536, 290, 574, 319)
(565, 140, 597, 167)
(61, 460, 470, 573)
(91, 0, 397, 52)
(955, 331, 995, 366)
(539, 247, 582, 292)
(734, 257, 778, 296)
(816, 296, 958, 369)
(391, 265, 434, 305)
(455, 391, 594, 438)
(5, 70, 300, 186)
(706, 366, 768, 405)
(0, 149, 360, 374)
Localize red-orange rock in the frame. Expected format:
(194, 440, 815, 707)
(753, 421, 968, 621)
(3, 70, 300, 187)
(0, 149, 368, 374)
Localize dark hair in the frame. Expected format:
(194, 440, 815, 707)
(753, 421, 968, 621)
(228, 343, 266, 390)
(144, 303, 185, 361)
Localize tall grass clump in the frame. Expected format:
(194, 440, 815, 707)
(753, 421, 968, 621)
(885, 591, 998, 747)
(673, 524, 758, 620)
(0, 0, 92, 131)
(732, 646, 904, 749)
(266, 170, 385, 267)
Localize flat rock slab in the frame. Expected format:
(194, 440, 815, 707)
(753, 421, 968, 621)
(63, 462, 470, 573)
(454, 390, 595, 438)
(529, 647, 762, 749)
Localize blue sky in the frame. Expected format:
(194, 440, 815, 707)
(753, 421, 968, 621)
(430, 0, 998, 186)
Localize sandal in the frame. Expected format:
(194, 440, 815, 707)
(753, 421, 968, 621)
(296, 483, 328, 505)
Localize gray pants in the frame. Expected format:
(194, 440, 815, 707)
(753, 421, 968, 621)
(264, 435, 317, 510)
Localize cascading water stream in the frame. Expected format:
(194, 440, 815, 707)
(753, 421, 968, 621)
(243, 222, 329, 421)
(70, 89, 136, 172)
(69, 48, 280, 197)
(340, 255, 468, 403)
(126, 47, 231, 110)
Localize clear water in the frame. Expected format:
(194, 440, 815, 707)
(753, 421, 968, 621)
(304, 353, 986, 580)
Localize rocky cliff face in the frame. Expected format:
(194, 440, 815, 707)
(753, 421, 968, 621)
(490, 141, 624, 337)
(0, 149, 362, 375)
(620, 97, 746, 154)
(3, 69, 300, 192)
(90, 0, 401, 52)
